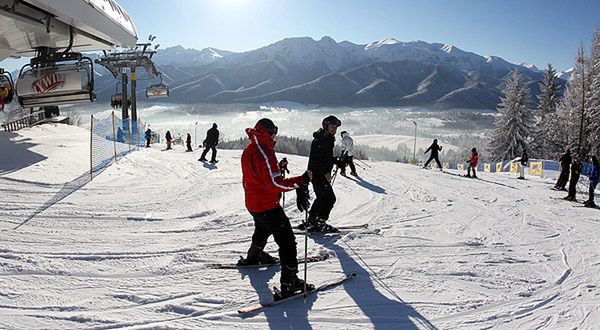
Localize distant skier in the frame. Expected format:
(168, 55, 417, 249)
(145, 128, 152, 148)
(301, 115, 341, 233)
(238, 118, 314, 297)
(465, 147, 479, 178)
(423, 139, 443, 170)
(199, 123, 219, 163)
(554, 149, 571, 190)
(517, 150, 529, 179)
(117, 127, 124, 143)
(564, 158, 582, 201)
(186, 133, 193, 152)
(165, 130, 173, 150)
(584, 155, 599, 207)
(339, 131, 357, 176)
(279, 157, 290, 177)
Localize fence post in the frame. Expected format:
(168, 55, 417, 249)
(128, 118, 131, 153)
(112, 111, 117, 163)
(90, 115, 94, 180)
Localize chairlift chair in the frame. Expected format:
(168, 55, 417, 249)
(16, 53, 96, 108)
(145, 73, 169, 98)
(110, 82, 123, 109)
(0, 69, 15, 109)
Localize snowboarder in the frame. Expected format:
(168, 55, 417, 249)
(279, 157, 290, 177)
(199, 123, 219, 163)
(554, 149, 571, 190)
(564, 158, 582, 201)
(165, 130, 173, 150)
(238, 118, 314, 297)
(339, 131, 357, 176)
(465, 147, 479, 178)
(186, 133, 193, 152)
(302, 115, 341, 233)
(423, 139, 443, 170)
(584, 155, 599, 207)
(517, 150, 529, 179)
(145, 128, 152, 148)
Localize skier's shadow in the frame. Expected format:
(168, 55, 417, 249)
(202, 162, 218, 170)
(312, 235, 436, 329)
(342, 175, 386, 194)
(238, 266, 314, 329)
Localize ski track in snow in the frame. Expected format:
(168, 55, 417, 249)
(1, 124, 600, 329)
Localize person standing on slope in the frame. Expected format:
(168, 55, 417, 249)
(584, 155, 599, 207)
(423, 139, 443, 170)
(465, 147, 479, 178)
(165, 130, 173, 150)
(279, 157, 290, 177)
(199, 123, 219, 163)
(186, 133, 193, 152)
(564, 158, 582, 201)
(517, 150, 529, 179)
(554, 149, 571, 190)
(145, 127, 152, 148)
(302, 115, 341, 233)
(339, 131, 357, 176)
(238, 118, 314, 297)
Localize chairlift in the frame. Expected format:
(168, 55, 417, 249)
(0, 69, 15, 109)
(110, 82, 123, 109)
(146, 73, 169, 98)
(16, 53, 96, 108)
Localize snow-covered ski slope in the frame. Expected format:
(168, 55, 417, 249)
(1, 124, 599, 329)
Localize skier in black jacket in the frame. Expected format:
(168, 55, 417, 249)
(199, 123, 219, 163)
(302, 115, 341, 233)
(423, 139, 443, 170)
(554, 149, 571, 190)
(564, 158, 582, 201)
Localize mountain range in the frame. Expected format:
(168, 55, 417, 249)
(92, 36, 567, 110)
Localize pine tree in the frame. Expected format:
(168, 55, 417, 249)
(586, 28, 600, 156)
(489, 70, 535, 161)
(532, 63, 560, 158)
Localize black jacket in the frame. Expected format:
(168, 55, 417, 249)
(205, 127, 219, 147)
(425, 142, 442, 157)
(308, 129, 335, 178)
(520, 151, 529, 165)
(165, 131, 172, 141)
(559, 152, 572, 168)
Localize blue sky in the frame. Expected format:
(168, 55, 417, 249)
(2, 0, 599, 71)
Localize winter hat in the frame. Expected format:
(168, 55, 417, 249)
(256, 118, 278, 136)
(322, 115, 341, 128)
(213, 123, 218, 128)
(472, 147, 477, 152)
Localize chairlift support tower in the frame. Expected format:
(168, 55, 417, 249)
(95, 43, 159, 136)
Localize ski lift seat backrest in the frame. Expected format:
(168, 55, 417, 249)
(146, 83, 169, 98)
(16, 58, 96, 108)
(0, 72, 14, 104)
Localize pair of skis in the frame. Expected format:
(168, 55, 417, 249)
(205, 254, 329, 270)
(292, 223, 379, 235)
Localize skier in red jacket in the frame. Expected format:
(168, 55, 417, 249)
(465, 147, 478, 178)
(239, 118, 314, 297)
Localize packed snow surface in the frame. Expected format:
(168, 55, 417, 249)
(1, 124, 599, 329)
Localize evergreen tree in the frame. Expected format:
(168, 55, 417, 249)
(587, 28, 600, 156)
(489, 70, 535, 161)
(532, 63, 560, 158)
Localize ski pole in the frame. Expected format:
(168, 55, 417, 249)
(356, 158, 371, 168)
(282, 192, 285, 208)
(303, 210, 308, 298)
(331, 165, 339, 186)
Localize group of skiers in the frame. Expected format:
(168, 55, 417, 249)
(144, 124, 220, 163)
(237, 115, 364, 297)
(554, 149, 599, 208)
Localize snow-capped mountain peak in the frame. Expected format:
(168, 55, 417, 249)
(365, 37, 400, 50)
(519, 62, 541, 72)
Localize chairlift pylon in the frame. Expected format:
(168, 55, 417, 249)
(15, 52, 96, 108)
(146, 72, 169, 98)
(0, 69, 15, 110)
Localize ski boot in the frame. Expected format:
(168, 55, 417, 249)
(564, 195, 576, 201)
(350, 171, 358, 176)
(472, 175, 478, 179)
(277, 277, 315, 299)
(237, 249, 278, 266)
(309, 219, 339, 233)
(465, 174, 471, 178)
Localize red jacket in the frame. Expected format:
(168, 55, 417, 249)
(241, 125, 307, 213)
(469, 152, 479, 167)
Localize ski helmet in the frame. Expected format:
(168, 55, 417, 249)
(472, 147, 477, 152)
(322, 115, 341, 128)
(256, 118, 278, 136)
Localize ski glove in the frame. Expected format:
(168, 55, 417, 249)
(296, 184, 311, 212)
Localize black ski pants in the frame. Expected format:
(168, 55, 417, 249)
(186, 142, 192, 152)
(567, 174, 581, 198)
(340, 156, 356, 174)
(589, 181, 598, 203)
(146, 137, 151, 148)
(249, 207, 298, 282)
(468, 165, 477, 177)
(200, 145, 217, 162)
(309, 176, 336, 222)
(556, 167, 569, 188)
(424, 155, 442, 169)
